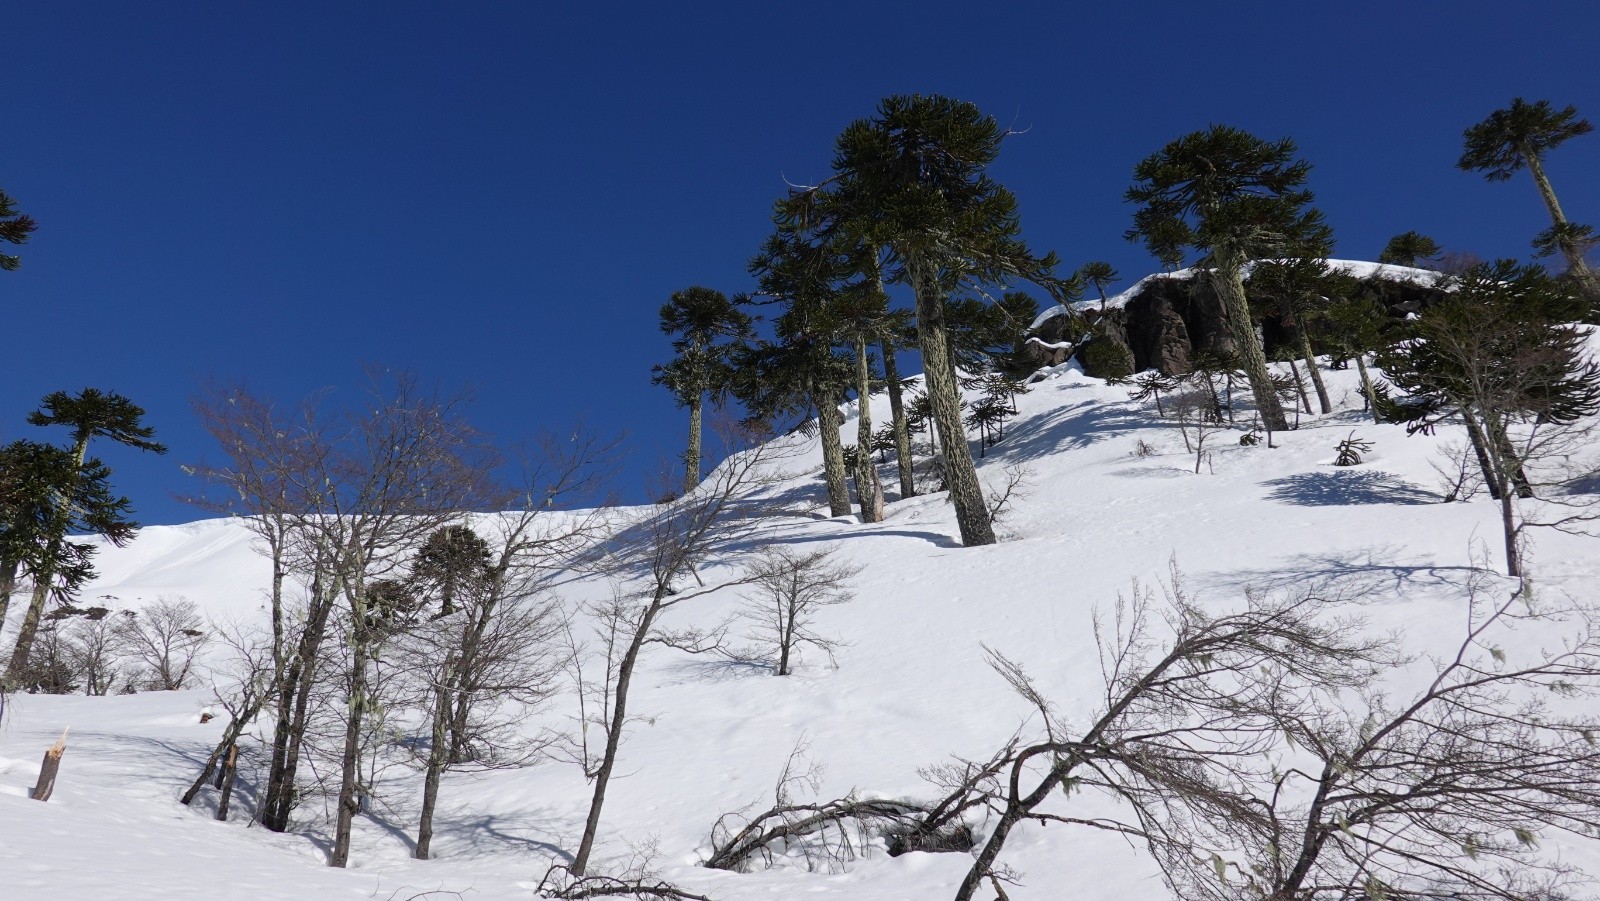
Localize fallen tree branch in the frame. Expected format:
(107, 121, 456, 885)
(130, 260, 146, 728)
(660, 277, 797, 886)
(535, 865, 712, 901)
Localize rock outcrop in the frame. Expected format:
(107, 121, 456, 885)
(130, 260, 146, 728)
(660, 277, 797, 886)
(1025, 262, 1448, 380)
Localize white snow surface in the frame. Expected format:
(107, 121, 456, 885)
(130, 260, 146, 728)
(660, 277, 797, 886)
(3, 324, 1598, 900)
(1029, 258, 1444, 331)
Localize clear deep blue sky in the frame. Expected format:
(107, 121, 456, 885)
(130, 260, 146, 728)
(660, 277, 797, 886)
(7, 2, 1599, 524)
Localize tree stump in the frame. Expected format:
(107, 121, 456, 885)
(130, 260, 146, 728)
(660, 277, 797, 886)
(30, 729, 68, 801)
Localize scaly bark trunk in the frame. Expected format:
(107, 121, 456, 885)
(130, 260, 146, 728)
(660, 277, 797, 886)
(853, 334, 884, 523)
(1298, 331, 1331, 414)
(881, 339, 915, 499)
(1214, 257, 1289, 432)
(910, 260, 996, 546)
(815, 389, 852, 517)
(5, 436, 90, 687)
(1462, 407, 1502, 502)
(1525, 151, 1600, 301)
(1484, 410, 1534, 499)
(0, 558, 18, 631)
(1354, 355, 1380, 424)
(1287, 358, 1312, 415)
(684, 395, 703, 496)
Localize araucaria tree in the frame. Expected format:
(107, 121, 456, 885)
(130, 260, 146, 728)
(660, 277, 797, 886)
(1375, 260, 1600, 577)
(806, 94, 1067, 546)
(1377, 230, 1441, 268)
(0, 187, 38, 271)
(737, 231, 856, 518)
(1459, 98, 1599, 303)
(1127, 125, 1332, 433)
(1249, 257, 1334, 414)
(652, 287, 754, 495)
(4, 389, 165, 686)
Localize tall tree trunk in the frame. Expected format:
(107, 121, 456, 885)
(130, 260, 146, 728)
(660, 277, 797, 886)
(183, 698, 262, 806)
(852, 335, 884, 523)
(262, 579, 335, 832)
(1297, 331, 1331, 414)
(881, 339, 915, 500)
(1525, 151, 1600, 301)
(1461, 407, 1502, 502)
(1500, 483, 1522, 578)
(5, 548, 58, 685)
(571, 600, 660, 876)
(1287, 358, 1312, 415)
(214, 744, 239, 821)
(0, 558, 18, 631)
(910, 261, 996, 547)
(330, 622, 370, 867)
(684, 395, 703, 496)
(1214, 259, 1289, 432)
(1354, 355, 1380, 424)
(5, 436, 90, 686)
(415, 671, 453, 860)
(815, 389, 852, 518)
(1484, 411, 1535, 499)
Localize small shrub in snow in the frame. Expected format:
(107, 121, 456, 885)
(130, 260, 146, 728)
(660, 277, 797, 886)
(1332, 432, 1373, 467)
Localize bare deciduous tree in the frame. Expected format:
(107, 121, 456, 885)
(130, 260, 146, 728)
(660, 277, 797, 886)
(952, 569, 1387, 901)
(113, 597, 208, 691)
(1177, 575, 1600, 901)
(738, 548, 859, 676)
(564, 423, 794, 877)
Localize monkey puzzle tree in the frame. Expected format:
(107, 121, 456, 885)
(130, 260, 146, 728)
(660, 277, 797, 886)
(0, 187, 37, 272)
(4, 390, 164, 684)
(1077, 260, 1121, 312)
(1378, 230, 1442, 268)
(651, 287, 754, 495)
(1459, 98, 1599, 302)
(738, 231, 857, 518)
(1249, 257, 1334, 414)
(1375, 260, 1599, 576)
(804, 94, 1068, 546)
(1127, 125, 1332, 434)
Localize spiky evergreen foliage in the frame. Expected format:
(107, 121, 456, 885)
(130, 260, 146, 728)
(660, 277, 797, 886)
(736, 232, 856, 517)
(1248, 257, 1334, 413)
(5, 390, 164, 685)
(944, 291, 1041, 379)
(1459, 98, 1599, 303)
(0, 188, 37, 272)
(1077, 261, 1121, 311)
(789, 94, 1070, 547)
(410, 524, 493, 617)
(0, 441, 136, 617)
(1126, 125, 1332, 433)
(1323, 291, 1392, 423)
(1378, 231, 1442, 268)
(651, 287, 754, 494)
(1374, 260, 1599, 575)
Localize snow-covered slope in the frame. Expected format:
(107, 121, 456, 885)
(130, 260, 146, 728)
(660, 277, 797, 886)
(3, 331, 1597, 900)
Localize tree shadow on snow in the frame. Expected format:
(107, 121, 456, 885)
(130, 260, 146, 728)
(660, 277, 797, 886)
(1262, 470, 1436, 507)
(1205, 545, 1485, 601)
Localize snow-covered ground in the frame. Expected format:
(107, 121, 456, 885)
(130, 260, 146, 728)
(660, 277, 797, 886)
(3, 327, 1597, 900)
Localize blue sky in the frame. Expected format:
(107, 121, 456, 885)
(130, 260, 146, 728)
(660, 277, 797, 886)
(6, 1, 1599, 524)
